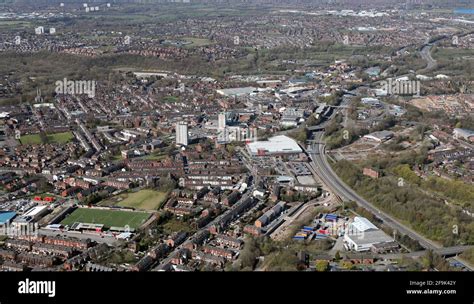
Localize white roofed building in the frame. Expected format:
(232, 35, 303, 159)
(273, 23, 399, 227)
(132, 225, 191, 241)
(246, 135, 302, 157)
(343, 217, 394, 252)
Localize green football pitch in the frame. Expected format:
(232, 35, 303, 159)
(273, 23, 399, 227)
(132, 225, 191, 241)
(60, 208, 151, 229)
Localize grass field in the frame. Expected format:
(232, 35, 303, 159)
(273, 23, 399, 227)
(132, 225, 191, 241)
(100, 189, 169, 210)
(163, 218, 195, 235)
(0, 20, 31, 30)
(19, 134, 42, 145)
(60, 207, 151, 229)
(143, 152, 168, 161)
(20, 131, 74, 145)
(47, 131, 74, 144)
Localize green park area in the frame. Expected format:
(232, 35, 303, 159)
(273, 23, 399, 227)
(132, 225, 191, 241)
(20, 131, 74, 145)
(61, 207, 150, 229)
(100, 189, 169, 211)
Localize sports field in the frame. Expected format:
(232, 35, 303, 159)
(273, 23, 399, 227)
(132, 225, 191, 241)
(61, 207, 150, 229)
(47, 131, 74, 144)
(100, 189, 169, 210)
(20, 131, 74, 145)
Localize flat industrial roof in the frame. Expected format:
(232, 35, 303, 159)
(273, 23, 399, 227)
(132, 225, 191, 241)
(247, 135, 302, 155)
(364, 130, 394, 140)
(216, 87, 257, 96)
(0, 211, 16, 224)
(345, 229, 393, 246)
(351, 216, 378, 232)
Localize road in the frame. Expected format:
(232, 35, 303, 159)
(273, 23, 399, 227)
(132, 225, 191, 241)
(418, 44, 437, 72)
(379, 245, 474, 260)
(308, 131, 441, 250)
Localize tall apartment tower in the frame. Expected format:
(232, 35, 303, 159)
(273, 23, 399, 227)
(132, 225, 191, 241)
(176, 121, 188, 146)
(35, 26, 44, 35)
(218, 112, 226, 130)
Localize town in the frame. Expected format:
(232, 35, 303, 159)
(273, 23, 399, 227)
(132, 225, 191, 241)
(0, 0, 473, 273)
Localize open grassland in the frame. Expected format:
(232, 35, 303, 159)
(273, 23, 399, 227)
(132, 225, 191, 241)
(20, 131, 74, 145)
(100, 189, 169, 211)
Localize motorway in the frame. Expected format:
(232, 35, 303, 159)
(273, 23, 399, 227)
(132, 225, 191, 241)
(379, 245, 474, 260)
(308, 131, 441, 250)
(307, 131, 474, 270)
(418, 44, 437, 72)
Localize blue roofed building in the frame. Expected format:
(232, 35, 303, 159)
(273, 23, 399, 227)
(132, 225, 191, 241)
(0, 211, 17, 226)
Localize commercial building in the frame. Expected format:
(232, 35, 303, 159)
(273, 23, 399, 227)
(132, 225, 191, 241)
(216, 87, 257, 97)
(246, 135, 302, 156)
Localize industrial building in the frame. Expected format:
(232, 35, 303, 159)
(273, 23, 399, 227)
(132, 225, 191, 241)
(453, 128, 474, 142)
(363, 131, 394, 143)
(343, 217, 394, 252)
(0, 211, 17, 226)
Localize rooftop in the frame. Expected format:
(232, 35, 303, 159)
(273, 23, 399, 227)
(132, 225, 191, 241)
(351, 216, 378, 232)
(247, 135, 302, 155)
(0, 211, 16, 224)
(216, 87, 257, 97)
(345, 229, 393, 246)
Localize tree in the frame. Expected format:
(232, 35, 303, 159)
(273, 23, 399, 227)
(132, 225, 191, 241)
(315, 260, 329, 272)
(422, 250, 434, 269)
(238, 237, 261, 270)
(335, 251, 341, 261)
(39, 131, 49, 144)
(339, 260, 354, 270)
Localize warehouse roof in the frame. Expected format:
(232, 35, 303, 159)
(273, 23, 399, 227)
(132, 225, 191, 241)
(216, 87, 257, 96)
(247, 135, 302, 155)
(363, 130, 394, 141)
(345, 229, 393, 246)
(351, 216, 378, 232)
